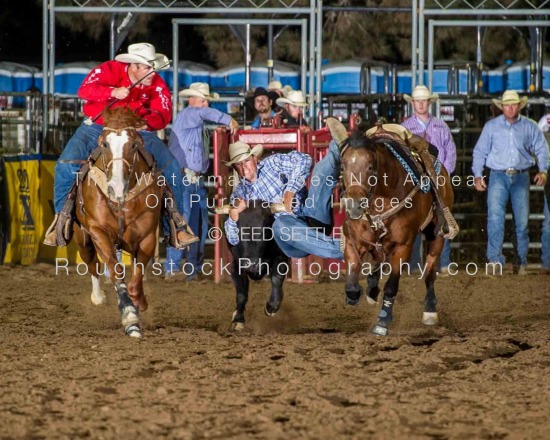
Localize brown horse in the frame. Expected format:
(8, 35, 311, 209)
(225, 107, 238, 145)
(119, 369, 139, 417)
(339, 126, 456, 336)
(73, 107, 163, 338)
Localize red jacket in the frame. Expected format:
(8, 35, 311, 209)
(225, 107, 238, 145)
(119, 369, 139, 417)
(78, 60, 172, 131)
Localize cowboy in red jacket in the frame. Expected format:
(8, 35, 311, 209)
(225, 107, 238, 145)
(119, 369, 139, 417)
(44, 43, 198, 249)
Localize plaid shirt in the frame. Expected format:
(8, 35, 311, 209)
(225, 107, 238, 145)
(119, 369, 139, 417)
(402, 114, 457, 174)
(224, 151, 312, 245)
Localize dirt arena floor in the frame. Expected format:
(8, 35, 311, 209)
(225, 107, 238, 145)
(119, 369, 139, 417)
(0, 263, 549, 439)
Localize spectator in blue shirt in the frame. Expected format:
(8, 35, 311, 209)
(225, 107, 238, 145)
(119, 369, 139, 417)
(223, 119, 346, 259)
(473, 91, 548, 274)
(166, 82, 238, 281)
(250, 87, 276, 129)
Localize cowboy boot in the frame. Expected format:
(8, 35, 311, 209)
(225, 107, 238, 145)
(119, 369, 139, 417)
(326, 117, 349, 148)
(162, 189, 200, 249)
(43, 184, 77, 247)
(176, 228, 200, 248)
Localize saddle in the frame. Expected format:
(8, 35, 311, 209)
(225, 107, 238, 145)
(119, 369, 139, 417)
(53, 144, 160, 247)
(365, 123, 459, 239)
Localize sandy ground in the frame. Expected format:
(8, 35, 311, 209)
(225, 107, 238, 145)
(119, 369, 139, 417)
(0, 263, 549, 439)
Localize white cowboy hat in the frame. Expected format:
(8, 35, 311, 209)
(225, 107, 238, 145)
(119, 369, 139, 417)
(267, 80, 283, 92)
(115, 43, 170, 70)
(224, 141, 264, 166)
(276, 90, 308, 108)
(492, 90, 528, 110)
(179, 82, 219, 100)
(403, 85, 439, 103)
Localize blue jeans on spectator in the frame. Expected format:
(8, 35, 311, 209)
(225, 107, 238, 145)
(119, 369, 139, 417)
(54, 123, 184, 234)
(273, 140, 343, 259)
(164, 179, 208, 276)
(486, 170, 530, 266)
(541, 197, 550, 270)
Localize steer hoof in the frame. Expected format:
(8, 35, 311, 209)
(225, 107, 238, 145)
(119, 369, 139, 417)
(231, 321, 245, 332)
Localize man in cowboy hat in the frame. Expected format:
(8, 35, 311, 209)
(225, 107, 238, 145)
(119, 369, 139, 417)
(223, 124, 345, 260)
(276, 90, 309, 127)
(44, 42, 198, 250)
(401, 85, 457, 275)
(251, 87, 277, 129)
(164, 82, 239, 281)
(473, 90, 548, 274)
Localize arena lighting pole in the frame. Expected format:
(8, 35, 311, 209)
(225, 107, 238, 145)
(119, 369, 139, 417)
(427, 20, 550, 94)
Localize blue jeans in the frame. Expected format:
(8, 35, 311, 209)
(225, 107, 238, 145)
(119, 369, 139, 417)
(542, 198, 550, 269)
(486, 170, 530, 266)
(54, 123, 184, 232)
(164, 179, 208, 275)
(273, 141, 343, 259)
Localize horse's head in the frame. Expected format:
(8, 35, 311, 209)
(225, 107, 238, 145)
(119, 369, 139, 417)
(98, 107, 146, 201)
(340, 132, 378, 220)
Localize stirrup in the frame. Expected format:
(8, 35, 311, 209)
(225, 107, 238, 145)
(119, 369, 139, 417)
(43, 215, 60, 246)
(167, 219, 199, 249)
(442, 207, 460, 240)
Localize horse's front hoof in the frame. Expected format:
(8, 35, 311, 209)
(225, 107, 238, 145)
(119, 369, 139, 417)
(422, 312, 439, 326)
(264, 303, 280, 317)
(231, 321, 245, 332)
(125, 324, 143, 338)
(121, 306, 140, 327)
(371, 324, 389, 336)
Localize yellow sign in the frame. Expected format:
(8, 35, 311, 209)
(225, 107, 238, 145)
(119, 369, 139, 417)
(3, 155, 41, 265)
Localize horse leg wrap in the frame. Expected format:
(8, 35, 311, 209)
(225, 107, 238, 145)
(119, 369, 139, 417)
(115, 283, 140, 327)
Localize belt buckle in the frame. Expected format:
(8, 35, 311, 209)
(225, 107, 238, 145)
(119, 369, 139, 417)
(505, 168, 517, 176)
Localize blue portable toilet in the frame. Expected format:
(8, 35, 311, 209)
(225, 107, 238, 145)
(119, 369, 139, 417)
(543, 62, 550, 92)
(503, 61, 528, 92)
(210, 61, 300, 93)
(321, 60, 388, 95)
(488, 65, 505, 94)
(427, 61, 478, 95)
(0, 62, 41, 93)
(54, 62, 98, 95)
(395, 69, 412, 94)
(159, 61, 214, 90)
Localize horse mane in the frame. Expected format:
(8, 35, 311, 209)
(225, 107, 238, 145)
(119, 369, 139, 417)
(347, 130, 378, 150)
(102, 107, 145, 130)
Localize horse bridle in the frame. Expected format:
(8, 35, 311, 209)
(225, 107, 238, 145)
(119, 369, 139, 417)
(98, 126, 142, 248)
(100, 126, 141, 195)
(339, 139, 421, 257)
